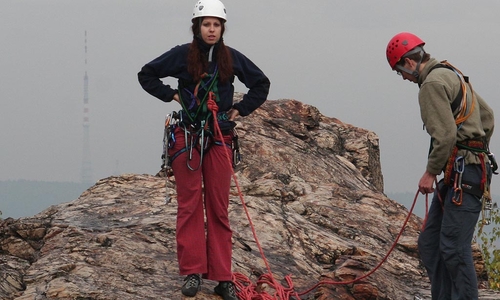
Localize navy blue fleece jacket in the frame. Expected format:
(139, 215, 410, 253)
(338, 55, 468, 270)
(138, 43, 270, 117)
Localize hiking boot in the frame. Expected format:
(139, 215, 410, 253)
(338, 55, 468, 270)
(181, 274, 201, 297)
(214, 281, 238, 300)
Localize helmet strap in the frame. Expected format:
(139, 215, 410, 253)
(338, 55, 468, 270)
(413, 50, 424, 78)
(398, 46, 425, 78)
(396, 64, 415, 76)
(403, 46, 425, 78)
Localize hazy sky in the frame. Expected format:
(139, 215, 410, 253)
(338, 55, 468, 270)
(2, 0, 500, 196)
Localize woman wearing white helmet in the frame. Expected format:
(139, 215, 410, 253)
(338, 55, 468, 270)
(138, 0, 270, 299)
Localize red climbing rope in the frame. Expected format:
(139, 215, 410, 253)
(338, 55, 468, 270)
(297, 190, 425, 297)
(207, 97, 426, 299)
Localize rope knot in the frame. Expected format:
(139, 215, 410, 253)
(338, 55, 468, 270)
(207, 92, 218, 113)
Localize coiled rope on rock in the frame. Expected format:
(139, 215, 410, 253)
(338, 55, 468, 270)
(207, 97, 425, 299)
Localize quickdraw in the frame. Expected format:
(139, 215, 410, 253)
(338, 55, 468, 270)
(232, 128, 241, 167)
(161, 111, 178, 204)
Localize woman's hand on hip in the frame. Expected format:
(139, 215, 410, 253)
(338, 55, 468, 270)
(172, 93, 180, 104)
(227, 108, 239, 121)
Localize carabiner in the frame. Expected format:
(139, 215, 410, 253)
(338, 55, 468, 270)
(454, 156, 465, 174)
(187, 121, 205, 171)
(452, 156, 465, 206)
(452, 186, 463, 205)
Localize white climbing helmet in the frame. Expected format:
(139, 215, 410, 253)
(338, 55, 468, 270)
(192, 0, 227, 21)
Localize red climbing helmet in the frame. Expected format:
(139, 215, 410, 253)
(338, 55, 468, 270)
(386, 32, 425, 69)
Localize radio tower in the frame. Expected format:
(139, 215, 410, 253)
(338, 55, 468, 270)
(81, 30, 92, 185)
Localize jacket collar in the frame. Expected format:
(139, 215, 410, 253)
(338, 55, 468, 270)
(418, 58, 439, 87)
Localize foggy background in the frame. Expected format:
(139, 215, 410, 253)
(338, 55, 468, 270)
(2, 0, 500, 205)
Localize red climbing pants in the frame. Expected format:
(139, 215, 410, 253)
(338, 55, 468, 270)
(169, 126, 234, 281)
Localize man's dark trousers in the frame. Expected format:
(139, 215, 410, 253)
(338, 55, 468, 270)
(418, 164, 485, 300)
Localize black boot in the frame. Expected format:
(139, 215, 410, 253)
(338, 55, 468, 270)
(214, 281, 238, 300)
(181, 274, 201, 297)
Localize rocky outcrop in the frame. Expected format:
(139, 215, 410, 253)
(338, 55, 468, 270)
(1, 98, 497, 299)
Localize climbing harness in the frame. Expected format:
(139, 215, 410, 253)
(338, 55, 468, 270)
(430, 61, 476, 188)
(443, 140, 495, 216)
(179, 66, 220, 124)
(428, 60, 475, 125)
(164, 64, 238, 171)
(161, 111, 238, 172)
(428, 62, 497, 218)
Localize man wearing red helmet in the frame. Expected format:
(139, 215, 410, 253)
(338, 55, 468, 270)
(386, 32, 495, 300)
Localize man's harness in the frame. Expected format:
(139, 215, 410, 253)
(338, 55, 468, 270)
(429, 61, 497, 223)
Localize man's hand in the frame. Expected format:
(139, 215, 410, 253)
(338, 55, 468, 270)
(418, 170, 437, 194)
